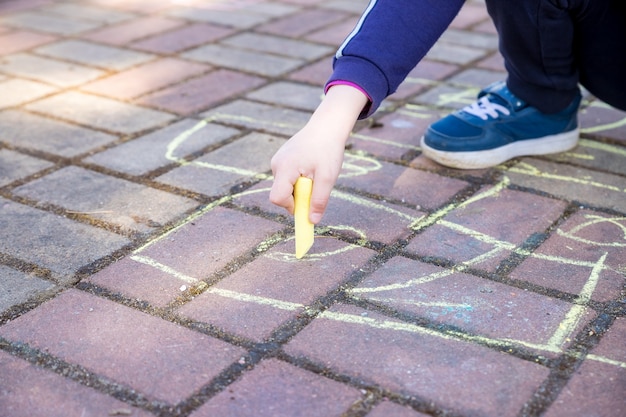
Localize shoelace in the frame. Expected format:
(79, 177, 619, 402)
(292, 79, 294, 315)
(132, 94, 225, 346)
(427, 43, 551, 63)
(463, 96, 510, 120)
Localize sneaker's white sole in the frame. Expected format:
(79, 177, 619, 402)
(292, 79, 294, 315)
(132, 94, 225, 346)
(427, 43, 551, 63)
(420, 128, 580, 170)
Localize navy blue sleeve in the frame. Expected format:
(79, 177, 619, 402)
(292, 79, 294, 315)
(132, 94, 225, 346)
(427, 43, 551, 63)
(328, 0, 465, 118)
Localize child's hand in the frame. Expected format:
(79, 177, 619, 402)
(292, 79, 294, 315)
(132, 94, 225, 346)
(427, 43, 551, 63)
(270, 124, 346, 224)
(269, 85, 369, 224)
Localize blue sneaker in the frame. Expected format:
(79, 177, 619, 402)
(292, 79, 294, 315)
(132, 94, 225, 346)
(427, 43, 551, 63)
(420, 81, 581, 169)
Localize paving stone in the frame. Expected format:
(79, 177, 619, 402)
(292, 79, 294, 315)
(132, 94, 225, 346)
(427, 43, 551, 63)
(130, 22, 235, 54)
(41, 3, 136, 24)
(35, 40, 155, 71)
(411, 83, 480, 109)
(0, 11, 103, 34)
(336, 161, 470, 210)
(221, 33, 332, 60)
(348, 105, 447, 160)
(0, 148, 54, 187)
(322, 0, 369, 14)
(0, 350, 153, 417)
(136, 206, 283, 281)
(477, 51, 506, 72)
(201, 100, 310, 136)
(13, 166, 198, 233)
(87, 0, 172, 13)
(509, 210, 626, 302)
(257, 8, 349, 37)
(592, 317, 626, 363)
(156, 132, 285, 196)
(367, 401, 430, 417)
(504, 158, 626, 213)
(314, 190, 424, 244)
(0, 265, 56, 313)
(350, 256, 594, 350)
(246, 81, 323, 112)
(0, 197, 130, 284)
(86, 256, 192, 308)
(390, 60, 459, 101)
(0, 30, 56, 55)
(579, 101, 626, 143)
(0, 78, 57, 109)
(177, 238, 375, 341)
(439, 28, 499, 50)
(191, 359, 362, 417)
(0, 110, 117, 157)
(166, 6, 272, 29)
(405, 187, 569, 271)
(0, 53, 105, 87)
(231, 179, 425, 245)
(447, 68, 506, 89)
(81, 57, 210, 100)
(137, 69, 266, 116)
(449, 1, 491, 29)
(81, 15, 186, 45)
(0, 289, 246, 404)
(84, 119, 240, 176)
(285, 304, 550, 417)
(0, 0, 54, 14)
(545, 138, 626, 176)
(425, 42, 489, 65)
(287, 58, 332, 86)
(183, 43, 303, 77)
(304, 17, 360, 46)
(544, 359, 626, 417)
(25, 92, 176, 135)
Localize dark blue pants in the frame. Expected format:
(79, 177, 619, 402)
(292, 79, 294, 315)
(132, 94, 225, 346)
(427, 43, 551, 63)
(486, 0, 626, 113)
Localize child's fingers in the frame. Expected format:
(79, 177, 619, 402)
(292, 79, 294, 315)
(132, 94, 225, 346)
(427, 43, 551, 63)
(309, 176, 333, 224)
(269, 173, 297, 214)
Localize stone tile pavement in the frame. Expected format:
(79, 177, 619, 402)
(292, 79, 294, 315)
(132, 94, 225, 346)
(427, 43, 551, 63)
(0, 0, 625, 416)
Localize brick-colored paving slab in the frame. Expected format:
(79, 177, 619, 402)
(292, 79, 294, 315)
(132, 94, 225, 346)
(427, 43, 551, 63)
(0, 289, 246, 404)
(178, 238, 375, 341)
(25, 92, 176, 135)
(80, 57, 210, 100)
(137, 206, 283, 280)
(406, 186, 569, 270)
(0, 350, 153, 417)
(191, 358, 362, 417)
(510, 209, 626, 302)
(505, 158, 626, 213)
(350, 256, 594, 351)
(285, 304, 550, 417)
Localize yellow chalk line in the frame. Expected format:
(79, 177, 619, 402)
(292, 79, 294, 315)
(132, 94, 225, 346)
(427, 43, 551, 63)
(546, 253, 606, 349)
(581, 117, 626, 134)
(165, 119, 208, 164)
(208, 287, 305, 312)
(349, 132, 421, 151)
(331, 189, 421, 222)
(507, 162, 623, 192)
(557, 214, 626, 247)
(586, 354, 626, 369)
(410, 177, 510, 231)
(129, 254, 198, 284)
(579, 139, 626, 157)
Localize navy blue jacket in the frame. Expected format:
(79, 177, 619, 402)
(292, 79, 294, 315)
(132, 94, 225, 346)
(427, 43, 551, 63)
(328, 0, 465, 118)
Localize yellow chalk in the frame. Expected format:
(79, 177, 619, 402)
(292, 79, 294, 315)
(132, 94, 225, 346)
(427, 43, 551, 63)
(294, 176, 314, 259)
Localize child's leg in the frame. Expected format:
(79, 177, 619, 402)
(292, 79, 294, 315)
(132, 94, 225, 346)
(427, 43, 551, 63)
(487, 0, 626, 112)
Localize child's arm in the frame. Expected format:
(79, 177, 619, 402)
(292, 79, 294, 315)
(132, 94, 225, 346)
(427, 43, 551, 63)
(269, 84, 369, 224)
